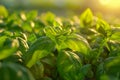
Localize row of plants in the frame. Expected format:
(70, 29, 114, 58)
(0, 5, 120, 80)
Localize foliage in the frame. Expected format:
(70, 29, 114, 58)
(0, 5, 120, 80)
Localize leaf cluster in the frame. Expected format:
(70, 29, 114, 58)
(0, 6, 120, 80)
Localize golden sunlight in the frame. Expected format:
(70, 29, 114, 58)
(99, 0, 120, 9)
(99, 0, 110, 5)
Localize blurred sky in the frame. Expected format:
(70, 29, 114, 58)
(0, 0, 120, 17)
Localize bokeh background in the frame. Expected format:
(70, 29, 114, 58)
(0, 0, 120, 17)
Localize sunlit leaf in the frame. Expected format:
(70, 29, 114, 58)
(27, 33, 37, 44)
(0, 37, 18, 60)
(44, 26, 57, 41)
(21, 22, 32, 32)
(57, 34, 91, 56)
(26, 11, 38, 20)
(96, 19, 111, 37)
(80, 8, 93, 27)
(0, 5, 8, 18)
(40, 12, 55, 26)
(18, 37, 29, 54)
(25, 36, 55, 68)
(110, 32, 120, 41)
(0, 48, 16, 60)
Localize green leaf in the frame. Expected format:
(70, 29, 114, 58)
(22, 22, 32, 32)
(25, 36, 55, 68)
(57, 34, 91, 56)
(97, 57, 120, 80)
(80, 64, 92, 78)
(26, 10, 38, 20)
(100, 74, 111, 80)
(0, 48, 16, 60)
(96, 62, 105, 80)
(110, 32, 120, 41)
(80, 8, 93, 27)
(0, 5, 8, 18)
(0, 62, 35, 80)
(27, 33, 37, 44)
(41, 12, 55, 26)
(104, 57, 120, 76)
(57, 50, 83, 80)
(44, 26, 57, 41)
(30, 62, 44, 80)
(18, 37, 29, 54)
(44, 26, 90, 55)
(0, 37, 18, 60)
(0, 36, 7, 48)
(96, 19, 111, 37)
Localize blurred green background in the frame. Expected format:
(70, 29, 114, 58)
(0, 0, 120, 17)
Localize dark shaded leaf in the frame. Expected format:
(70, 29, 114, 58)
(0, 62, 35, 80)
(57, 50, 83, 80)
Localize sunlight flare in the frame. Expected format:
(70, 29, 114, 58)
(99, 0, 120, 9)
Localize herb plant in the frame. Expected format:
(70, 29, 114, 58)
(0, 6, 120, 80)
